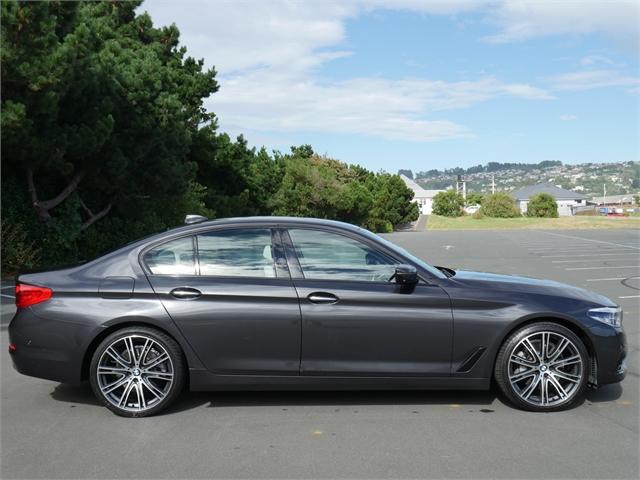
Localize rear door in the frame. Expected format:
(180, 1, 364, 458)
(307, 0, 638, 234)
(143, 227, 301, 375)
(283, 227, 453, 376)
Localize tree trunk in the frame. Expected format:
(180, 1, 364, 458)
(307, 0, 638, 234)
(79, 198, 112, 230)
(26, 168, 85, 222)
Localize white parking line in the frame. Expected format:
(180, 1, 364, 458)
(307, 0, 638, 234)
(566, 266, 640, 271)
(552, 258, 639, 263)
(586, 277, 634, 282)
(530, 248, 634, 253)
(542, 253, 638, 258)
(529, 244, 634, 249)
(619, 295, 640, 299)
(539, 231, 640, 250)
(522, 244, 602, 248)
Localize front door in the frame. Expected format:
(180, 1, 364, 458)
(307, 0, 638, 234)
(144, 228, 301, 375)
(284, 228, 453, 376)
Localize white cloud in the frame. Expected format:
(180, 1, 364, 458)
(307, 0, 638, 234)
(559, 114, 577, 121)
(144, 1, 638, 75)
(141, 0, 635, 144)
(483, 0, 639, 49)
(550, 70, 640, 91)
(580, 55, 615, 67)
(143, 0, 357, 74)
(211, 72, 551, 142)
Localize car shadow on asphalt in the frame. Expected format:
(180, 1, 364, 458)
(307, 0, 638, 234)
(585, 383, 623, 403)
(50, 383, 101, 406)
(174, 390, 500, 413)
(50, 383, 623, 414)
(50, 383, 501, 413)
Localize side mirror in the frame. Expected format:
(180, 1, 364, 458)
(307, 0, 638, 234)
(392, 264, 418, 286)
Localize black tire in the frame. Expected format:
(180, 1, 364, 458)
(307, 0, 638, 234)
(495, 322, 589, 412)
(89, 326, 185, 417)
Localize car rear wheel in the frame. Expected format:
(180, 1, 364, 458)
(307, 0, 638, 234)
(495, 322, 588, 411)
(89, 326, 185, 417)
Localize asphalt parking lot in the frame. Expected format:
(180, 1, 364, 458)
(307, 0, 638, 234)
(1, 229, 638, 479)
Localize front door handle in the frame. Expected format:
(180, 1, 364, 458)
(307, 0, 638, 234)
(307, 292, 339, 304)
(170, 287, 202, 299)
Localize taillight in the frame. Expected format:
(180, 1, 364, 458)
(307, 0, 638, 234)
(15, 284, 53, 308)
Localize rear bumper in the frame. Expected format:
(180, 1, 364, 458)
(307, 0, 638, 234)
(8, 308, 90, 385)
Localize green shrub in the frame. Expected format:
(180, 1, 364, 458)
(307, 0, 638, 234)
(466, 192, 484, 206)
(432, 190, 465, 217)
(480, 193, 520, 218)
(1, 220, 41, 275)
(472, 210, 484, 219)
(527, 193, 559, 218)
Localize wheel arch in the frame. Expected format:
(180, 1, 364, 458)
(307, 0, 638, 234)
(80, 320, 189, 384)
(491, 314, 596, 379)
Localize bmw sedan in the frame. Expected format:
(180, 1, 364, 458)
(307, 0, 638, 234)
(9, 216, 626, 417)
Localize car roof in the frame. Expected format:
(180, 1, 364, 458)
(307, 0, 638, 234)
(167, 216, 361, 235)
(84, 217, 366, 268)
(134, 216, 365, 248)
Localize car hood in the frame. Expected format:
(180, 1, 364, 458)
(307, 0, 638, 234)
(447, 269, 616, 307)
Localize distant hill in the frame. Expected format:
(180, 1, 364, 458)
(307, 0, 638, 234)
(404, 161, 639, 198)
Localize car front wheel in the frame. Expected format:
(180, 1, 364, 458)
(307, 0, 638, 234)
(495, 322, 589, 411)
(89, 326, 185, 417)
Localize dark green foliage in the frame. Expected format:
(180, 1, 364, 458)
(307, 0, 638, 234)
(466, 192, 484, 206)
(432, 190, 464, 217)
(1, 219, 41, 273)
(0, 1, 420, 272)
(1, 0, 217, 268)
(527, 193, 559, 218)
(480, 193, 521, 218)
(397, 169, 413, 179)
(270, 149, 418, 232)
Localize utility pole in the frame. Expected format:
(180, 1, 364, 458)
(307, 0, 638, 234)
(491, 174, 496, 194)
(603, 183, 607, 214)
(456, 175, 467, 200)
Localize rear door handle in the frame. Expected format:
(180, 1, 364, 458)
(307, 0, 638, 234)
(170, 287, 202, 299)
(307, 292, 339, 304)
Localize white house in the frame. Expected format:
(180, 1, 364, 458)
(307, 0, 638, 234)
(399, 174, 444, 215)
(510, 183, 587, 216)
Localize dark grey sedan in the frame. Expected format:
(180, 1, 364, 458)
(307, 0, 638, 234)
(9, 217, 626, 416)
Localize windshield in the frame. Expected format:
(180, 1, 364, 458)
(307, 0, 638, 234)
(355, 227, 447, 279)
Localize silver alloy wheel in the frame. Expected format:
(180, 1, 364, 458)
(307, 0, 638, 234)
(508, 331, 583, 407)
(96, 334, 174, 413)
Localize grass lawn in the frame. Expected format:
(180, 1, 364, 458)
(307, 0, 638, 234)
(426, 214, 640, 230)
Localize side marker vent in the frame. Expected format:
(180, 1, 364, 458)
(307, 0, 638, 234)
(456, 347, 487, 373)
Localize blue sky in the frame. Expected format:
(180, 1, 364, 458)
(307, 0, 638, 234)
(144, 0, 639, 172)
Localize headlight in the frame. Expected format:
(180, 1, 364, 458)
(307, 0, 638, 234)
(587, 306, 622, 327)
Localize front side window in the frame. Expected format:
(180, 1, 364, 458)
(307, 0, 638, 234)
(288, 229, 396, 282)
(197, 229, 275, 278)
(143, 237, 196, 275)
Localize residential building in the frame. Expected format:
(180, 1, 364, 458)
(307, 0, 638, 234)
(591, 193, 639, 213)
(510, 183, 587, 216)
(591, 193, 638, 208)
(399, 174, 444, 215)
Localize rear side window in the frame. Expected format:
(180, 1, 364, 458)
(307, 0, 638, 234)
(143, 237, 196, 275)
(197, 229, 275, 278)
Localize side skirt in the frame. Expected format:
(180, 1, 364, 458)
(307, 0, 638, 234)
(189, 369, 490, 391)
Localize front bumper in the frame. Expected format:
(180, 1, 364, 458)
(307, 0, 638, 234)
(590, 325, 626, 386)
